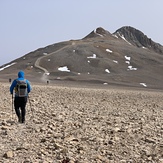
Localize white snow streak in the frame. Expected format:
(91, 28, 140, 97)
(58, 66, 70, 72)
(106, 49, 113, 53)
(117, 32, 132, 45)
(140, 83, 147, 87)
(125, 56, 131, 61)
(87, 54, 96, 59)
(125, 61, 130, 64)
(0, 62, 16, 71)
(105, 69, 110, 73)
(94, 29, 104, 37)
(127, 66, 137, 71)
(113, 60, 118, 63)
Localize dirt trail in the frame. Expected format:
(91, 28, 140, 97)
(34, 44, 70, 82)
(34, 41, 80, 74)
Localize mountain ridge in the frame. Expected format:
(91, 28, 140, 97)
(0, 26, 163, 89)
(114, 26, 163, 54)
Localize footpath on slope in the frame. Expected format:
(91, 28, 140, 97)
(34, 41, 81, 74)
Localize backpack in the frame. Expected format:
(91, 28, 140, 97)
(16, 79, 27, 97)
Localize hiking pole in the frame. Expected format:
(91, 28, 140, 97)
(12, 94, 13, 119)
(28, 95, 34, 117)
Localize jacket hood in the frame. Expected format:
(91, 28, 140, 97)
(18, 71, 24, 78)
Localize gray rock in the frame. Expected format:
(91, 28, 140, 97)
(3, 150, 13, 158)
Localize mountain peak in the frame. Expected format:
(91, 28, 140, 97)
(83, 27, 111, 39)
(94, 27, 108, 35)
(114, 26, 163, 54)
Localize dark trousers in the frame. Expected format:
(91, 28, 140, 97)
(14, 97, 27, 123)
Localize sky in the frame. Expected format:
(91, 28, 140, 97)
(0, 0, 163, 66)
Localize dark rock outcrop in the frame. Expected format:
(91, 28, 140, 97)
(114, 26, 163, 54)
(83, 27, 111, 39)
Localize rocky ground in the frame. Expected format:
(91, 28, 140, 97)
(0, 82, 163, 163)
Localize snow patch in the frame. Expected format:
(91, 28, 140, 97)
(125, 56, 131, 61)
(125, 61, 130, 64)
(58, 66, 70, 72)
(113, 60, 118, 63)
(94, 29, 104, 37)
(118, 32, 132, 45)
(45, 72, 50, 75)
(127, 66, 137, 71)
(140, 83, 147, 87)
(87, 54, 96, 59)
(105, 69, 110, 73)
(112, 34, 118, 38)
(106, 49, 113, 53)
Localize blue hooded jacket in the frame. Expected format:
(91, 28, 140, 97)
(10, 70, 32, 96)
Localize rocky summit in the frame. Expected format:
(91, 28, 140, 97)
(0, 26, 163, 89)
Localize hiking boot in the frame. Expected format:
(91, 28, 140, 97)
(18, 116, 22, 123)
(22, 117, 25, 123)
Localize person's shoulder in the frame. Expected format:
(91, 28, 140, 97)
(10, 79, 17, 86)
(25, 79, 31, 84)
(13, 79, 17, 83)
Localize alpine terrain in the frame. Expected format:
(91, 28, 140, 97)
(0, 26, 163, 162)
(0, 26, 163, 89)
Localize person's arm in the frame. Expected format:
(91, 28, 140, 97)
(26, 80, 32, 93)
(10, 80, 17, 94)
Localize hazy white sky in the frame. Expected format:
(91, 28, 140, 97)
(0, 0, 163, 66)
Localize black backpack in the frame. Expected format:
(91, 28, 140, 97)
(16, 79, 27, 97)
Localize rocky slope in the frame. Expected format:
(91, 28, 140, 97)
(0, 26, 163, 89)
(0, 82, 163, 162)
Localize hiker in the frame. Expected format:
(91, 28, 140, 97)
(10, 70, 32, 123)
(9, 78, 12, 83)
